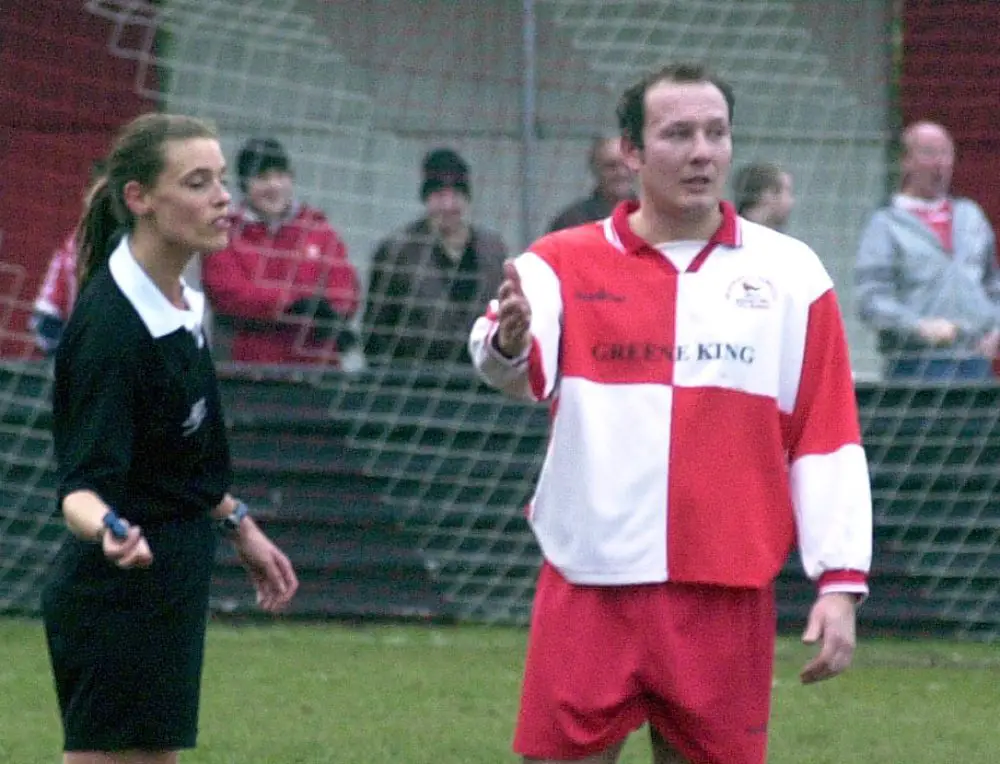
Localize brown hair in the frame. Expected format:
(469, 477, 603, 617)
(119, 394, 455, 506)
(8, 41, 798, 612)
(616, 63, 735, 151)
(732, 162, 785, 214)
(76, 112, 218, 289)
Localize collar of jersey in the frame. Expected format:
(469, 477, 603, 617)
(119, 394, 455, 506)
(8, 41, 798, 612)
(609, 199, 741, 258)
(109, 237, 205, 340)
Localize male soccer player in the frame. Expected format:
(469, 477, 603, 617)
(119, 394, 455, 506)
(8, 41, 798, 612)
(469, 63, 872, 764)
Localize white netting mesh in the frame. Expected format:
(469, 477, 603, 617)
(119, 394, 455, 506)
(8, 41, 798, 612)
(9, 0, 1000, 636)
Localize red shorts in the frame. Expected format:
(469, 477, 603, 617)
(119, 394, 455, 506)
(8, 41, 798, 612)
(514, 562, 775, 763)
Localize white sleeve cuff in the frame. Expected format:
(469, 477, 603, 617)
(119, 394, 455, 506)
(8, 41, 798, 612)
(470, 322, 533, 397)
(485, 323, 530, 367)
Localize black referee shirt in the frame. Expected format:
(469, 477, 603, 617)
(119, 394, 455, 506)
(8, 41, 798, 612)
(53, 238, 232, 527)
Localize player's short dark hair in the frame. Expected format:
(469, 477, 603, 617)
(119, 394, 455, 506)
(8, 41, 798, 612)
(732, 162, 785, 214)
(616, 63, 735, 151)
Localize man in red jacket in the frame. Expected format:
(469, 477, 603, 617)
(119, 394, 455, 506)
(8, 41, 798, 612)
(202, 137, 360, 365)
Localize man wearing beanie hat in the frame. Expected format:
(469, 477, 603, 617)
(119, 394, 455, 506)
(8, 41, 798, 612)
(362, 147, 507, 365)
(420, 148, 472, 201)
(203, 136, 360, 365)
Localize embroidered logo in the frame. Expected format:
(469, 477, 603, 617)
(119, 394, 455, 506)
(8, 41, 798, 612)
(181, 397, 207, 437)
(726, 276, 775, 309)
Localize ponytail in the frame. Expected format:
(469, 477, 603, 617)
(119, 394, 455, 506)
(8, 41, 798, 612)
(75, 178, 122, 290)
(74, 112, 218, 290)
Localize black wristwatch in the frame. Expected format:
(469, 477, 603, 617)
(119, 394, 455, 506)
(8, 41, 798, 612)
(219, 501, 250, 537)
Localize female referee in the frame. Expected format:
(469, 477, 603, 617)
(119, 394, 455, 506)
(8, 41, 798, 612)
(42, 113, 299, 764)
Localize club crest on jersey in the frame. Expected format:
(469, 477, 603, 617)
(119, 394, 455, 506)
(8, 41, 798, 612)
(726, 276, 775, 309)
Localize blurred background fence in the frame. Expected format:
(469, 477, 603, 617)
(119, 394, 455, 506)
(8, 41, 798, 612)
(3, 0, 1000, 638)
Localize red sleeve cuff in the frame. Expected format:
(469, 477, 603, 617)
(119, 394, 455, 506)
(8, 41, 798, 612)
(818, 569, 869, 600)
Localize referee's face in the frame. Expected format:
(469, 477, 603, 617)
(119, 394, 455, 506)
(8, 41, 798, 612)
(628, 80, 732, 224)
(143, 138, 233, 254)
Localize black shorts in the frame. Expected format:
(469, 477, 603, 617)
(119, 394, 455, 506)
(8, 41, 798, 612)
(41, 516, 218, 752)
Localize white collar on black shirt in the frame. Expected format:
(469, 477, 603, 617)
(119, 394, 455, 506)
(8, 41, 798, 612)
(109, 237, 206, 346)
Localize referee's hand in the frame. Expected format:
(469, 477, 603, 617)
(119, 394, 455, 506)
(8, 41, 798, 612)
(103, 525, 154, 569)
(495, 260, 532, 359)
(234, 520, 298, 613)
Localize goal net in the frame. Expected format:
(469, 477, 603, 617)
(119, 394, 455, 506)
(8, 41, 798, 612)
(6, 0, 999, 636)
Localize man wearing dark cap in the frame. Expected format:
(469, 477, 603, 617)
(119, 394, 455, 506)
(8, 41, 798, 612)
(362, 147, 508, 365)
(202, 137, 360, 365)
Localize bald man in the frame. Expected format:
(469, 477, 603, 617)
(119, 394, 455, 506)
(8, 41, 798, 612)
(547, 136, 635, 232)
(855, 121, 1000, 381)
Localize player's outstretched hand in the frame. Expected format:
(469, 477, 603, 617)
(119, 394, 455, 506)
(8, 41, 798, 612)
(495, 260, 532, 358)
(103, 524, 153, 569)
(799, 592, 857, 684)
(234, 520, 299, 613)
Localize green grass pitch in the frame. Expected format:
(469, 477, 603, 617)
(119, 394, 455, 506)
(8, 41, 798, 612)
(1, 618, 997, 763)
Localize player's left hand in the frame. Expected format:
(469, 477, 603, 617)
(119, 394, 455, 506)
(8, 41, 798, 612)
(799, 592, 857, 684)
(234, 519, 299, 613)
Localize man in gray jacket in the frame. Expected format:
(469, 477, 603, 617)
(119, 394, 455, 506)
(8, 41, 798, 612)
(855, 121, 1000, 380)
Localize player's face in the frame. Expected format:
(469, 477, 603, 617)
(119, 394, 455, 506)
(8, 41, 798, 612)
(594, 139, 634, 202)
(903, 126, 954, 200)
(625, 80, 732, 222)
(425, 186, 470, 236)
(135, 138, 232, 253)
(246, 169, 295, 221)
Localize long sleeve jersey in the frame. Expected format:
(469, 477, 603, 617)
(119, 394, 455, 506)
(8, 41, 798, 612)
(469, 201, 872, 596)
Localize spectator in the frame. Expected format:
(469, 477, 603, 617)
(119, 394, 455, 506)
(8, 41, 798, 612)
(470, 62, 871, 764)
(733, 161, 795, 231)
(855, 120, 1000, 381)
(201, 137, 360, 366)
(547, 136, 634, 232)
(30, 160, 107, 355)
(31, 232, 79, 356)
(362, 148, 507, 365)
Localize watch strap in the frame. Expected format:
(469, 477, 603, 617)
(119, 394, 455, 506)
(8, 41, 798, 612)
(220, 500, 250, 536)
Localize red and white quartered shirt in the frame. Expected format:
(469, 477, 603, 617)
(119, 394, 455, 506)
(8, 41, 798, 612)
(469, 200, 872, 596)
